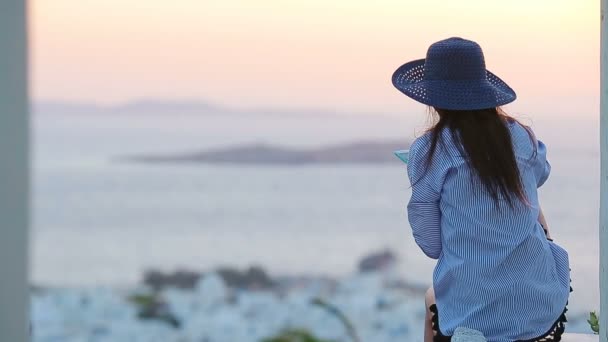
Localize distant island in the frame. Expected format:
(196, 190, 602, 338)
(34, 99, 372, 117)
(120, 140, 411, 165)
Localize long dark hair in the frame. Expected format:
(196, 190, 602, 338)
(425, 107, 533, 208)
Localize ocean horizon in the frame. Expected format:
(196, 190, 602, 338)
(32, 107, 600, 323)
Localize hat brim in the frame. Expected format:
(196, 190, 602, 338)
(392, 59, 516, 110)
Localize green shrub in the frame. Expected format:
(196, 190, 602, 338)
(261, 297, 359, 342)
(588, 311, 599, 334)
(261, 329, 336, 342)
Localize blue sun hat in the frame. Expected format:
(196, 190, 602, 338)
(392, 37, 516, 110)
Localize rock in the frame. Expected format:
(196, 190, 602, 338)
(358, 250, 397, 273)
(143, 266, 274, 291)
(143, 270, 200, 291)
(216, 265, 274, 290)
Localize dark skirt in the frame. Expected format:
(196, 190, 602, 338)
(429, 301, 569, 342)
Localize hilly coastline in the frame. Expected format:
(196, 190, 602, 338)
(120, 140, 411, 165)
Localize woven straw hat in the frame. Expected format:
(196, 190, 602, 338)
(392, 37, 516, 110)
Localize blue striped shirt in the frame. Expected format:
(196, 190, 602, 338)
(407, 121, 570, 341)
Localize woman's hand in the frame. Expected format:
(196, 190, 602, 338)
(538, 207, 552, 240)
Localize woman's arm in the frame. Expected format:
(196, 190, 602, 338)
(408, 199, 442, 259)
(406, 138, 446, 260)
(538, 207, 552, 240)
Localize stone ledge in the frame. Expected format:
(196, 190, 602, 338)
(562, 333, 598, 341)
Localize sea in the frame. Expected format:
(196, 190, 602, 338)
(31, 108, 600, 321)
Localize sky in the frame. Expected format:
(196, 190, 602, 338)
(31, 0, 599, 117)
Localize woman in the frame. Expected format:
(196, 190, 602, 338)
(392, 37, 571, 341)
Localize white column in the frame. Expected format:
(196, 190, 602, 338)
(0, 0, 29, 341)
(601, 0, 608, 341)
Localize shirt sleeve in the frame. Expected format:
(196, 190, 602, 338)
(406, 138, 444, 259)
(534, 139, 551, 188)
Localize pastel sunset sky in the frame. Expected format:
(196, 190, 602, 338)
(32, 0, 598, 117)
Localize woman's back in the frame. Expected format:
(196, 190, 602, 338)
(407, 121, 570, 341)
